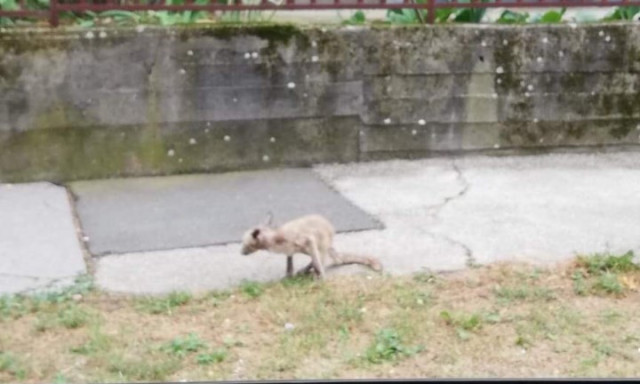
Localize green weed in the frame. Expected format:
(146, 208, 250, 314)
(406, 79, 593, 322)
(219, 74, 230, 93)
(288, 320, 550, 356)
(0, 352, 26, 380)
(163, 333, 207, 357)
(58, 305, 91, 329)
(364, 328, 424, 364)
(577, 251, 638, 275)
(440, 310, 484, 340)
(196, 349, 228, 365)
(240, 281, 264, 299)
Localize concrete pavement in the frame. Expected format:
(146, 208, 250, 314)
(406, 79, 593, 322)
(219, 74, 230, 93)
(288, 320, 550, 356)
(70, 169, 381, 256)
(0, 183, 87, 295)
(94, 151, 640, 295)
(1, 152, 639, 296)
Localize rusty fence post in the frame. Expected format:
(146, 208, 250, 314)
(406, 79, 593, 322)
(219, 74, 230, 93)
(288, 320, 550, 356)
(49, 0, 59, 26)
(426, 0, 435, 23)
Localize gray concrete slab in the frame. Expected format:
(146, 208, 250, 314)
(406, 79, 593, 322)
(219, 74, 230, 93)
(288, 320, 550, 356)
(70, 169, 382, 256)
(95, 160, 470, 294)
(95, 152, 640, 295)
(0, 182, 86, 295)
(434, 153, 640, 266)
(318, 152, 640, 269)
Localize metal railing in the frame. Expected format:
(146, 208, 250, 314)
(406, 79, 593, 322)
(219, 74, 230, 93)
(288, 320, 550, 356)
(0, 0, 639, 27)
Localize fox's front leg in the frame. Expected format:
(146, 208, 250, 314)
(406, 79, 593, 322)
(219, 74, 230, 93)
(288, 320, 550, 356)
(286, 255, 294, 278)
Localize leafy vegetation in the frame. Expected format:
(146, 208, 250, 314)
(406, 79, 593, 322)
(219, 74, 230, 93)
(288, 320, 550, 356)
(3, 0, 639, 26)
(163, 333, 208, 357)
(435, 0, 488, 23)
(440, 310, 484, 340)
(364, 328, 424, 364)
(602, 5, 640, 21)
(342, 10, 366, 25)
(1, 274, 94, 321)
(0, 0, 275, 26)
(240, 280, 264, 298)
(572, 251, 639, 296)
(495, 9, 529, 24)
(196, 349, 228, 365)
(136, 291, 192, 315)
(383, 4, 635, 25)
(532, 7, 566, 23)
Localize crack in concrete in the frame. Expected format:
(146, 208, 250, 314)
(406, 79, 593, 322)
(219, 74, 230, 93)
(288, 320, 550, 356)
(440, 233, 478, 267)
(16, 276, 76, 295)
(429, 160, 471, 217)
(0, 273, 74, 295)
(0, 272, 42, 280)
(423, 160, 477, 267)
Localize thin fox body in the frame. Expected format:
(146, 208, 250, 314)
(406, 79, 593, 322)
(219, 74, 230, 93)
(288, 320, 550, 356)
(241, 214, 382, 280)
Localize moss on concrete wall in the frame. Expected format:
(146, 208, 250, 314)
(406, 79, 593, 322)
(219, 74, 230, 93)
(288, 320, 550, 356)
(0, 23, 639, 182)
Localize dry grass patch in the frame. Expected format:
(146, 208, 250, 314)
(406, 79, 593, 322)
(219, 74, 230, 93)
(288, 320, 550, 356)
(1, 252, 640, 382)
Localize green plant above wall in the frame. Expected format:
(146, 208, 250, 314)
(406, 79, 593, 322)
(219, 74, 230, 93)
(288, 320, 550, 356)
(355, 4, 638, 25)
(0, 0, 276, 27)
(0, 0, 639, 27)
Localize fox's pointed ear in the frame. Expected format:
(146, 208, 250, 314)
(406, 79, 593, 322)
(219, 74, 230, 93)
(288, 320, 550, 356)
(251, 229, 260, 239)
(263, 211, 274, 227)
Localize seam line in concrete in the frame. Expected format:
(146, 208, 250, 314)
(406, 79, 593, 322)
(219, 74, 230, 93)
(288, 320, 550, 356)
(64, 186, 96, 275)
(312, 167, 386, 231)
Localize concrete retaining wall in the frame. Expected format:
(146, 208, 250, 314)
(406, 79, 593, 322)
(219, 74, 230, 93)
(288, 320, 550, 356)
(1, 23, 639, 182)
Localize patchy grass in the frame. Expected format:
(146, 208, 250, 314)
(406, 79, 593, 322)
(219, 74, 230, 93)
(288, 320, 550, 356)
(136, 291, 192, 315)
(0, 352, 26, 380)
(0, 274, 95, 323)
(196, 349, 228, 365)
(58, 305, 92, 329)
(31, 303, 96, 333)
(494, 285, 556, 303)
(107, 353, 182, 382)
(69, 325, 112, 356)
(576, 251, 638, 274)
(163, 333, 208, 357)
(1, 253, 640, 382)
(240, 280, 264, 299)
(572, 251, 640, 297)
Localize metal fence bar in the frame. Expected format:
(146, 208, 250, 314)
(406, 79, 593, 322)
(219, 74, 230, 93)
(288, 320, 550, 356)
(49, 0, 59, 26)
(426, 0, 435, 22)
(50, 0, 640, 9)
(0, 0, 49, 20)
(0, 10, 48, 16)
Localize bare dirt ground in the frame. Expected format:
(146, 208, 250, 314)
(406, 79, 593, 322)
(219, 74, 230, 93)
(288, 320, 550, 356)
(1, 252, 639, 383)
